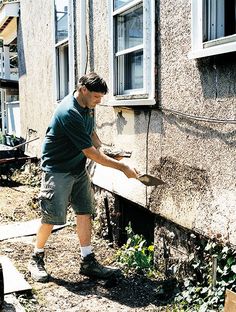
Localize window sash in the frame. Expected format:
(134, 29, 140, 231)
(115, 44, 143, 57)
(55, 0, 69, 44)
(110, 0, 155, 105)
(114, 1, 144, 95)
(117, 49, 143, 94)
(115, 4, 143, 52)
(56, 44, 69, 100)
(113, 0, 142, 15)
(189, 0, 236, 59)
(54, 0, 74, 101)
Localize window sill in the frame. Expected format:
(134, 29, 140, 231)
(107, 96, 156, 106)
(115, 93, 149, 100)
(188, 37, 236, 59)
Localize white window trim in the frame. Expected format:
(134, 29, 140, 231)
(108, 0, 156, 106)
(189, 0, 236, 59)
(53, 0, 75, 102)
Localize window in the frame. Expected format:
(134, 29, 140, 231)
(189, 0, 236, 59)
(54, 0, 74, 101)
(110, 0, 155, 106)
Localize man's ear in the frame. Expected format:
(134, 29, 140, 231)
(81, 86, 87, 94)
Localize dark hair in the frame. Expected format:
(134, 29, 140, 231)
(78, 72, 108, 94)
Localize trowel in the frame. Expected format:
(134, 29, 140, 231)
(103, 147, 164, 186)
(137, 174, 165, 186)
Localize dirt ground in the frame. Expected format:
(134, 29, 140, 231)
(0, 166, 177, 312)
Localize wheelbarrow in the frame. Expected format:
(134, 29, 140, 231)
(0, 137, 39, 180)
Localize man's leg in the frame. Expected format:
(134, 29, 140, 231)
(28, 223, 54, 282)
(76, 214, 92, 247)
(28, 172, 72, 282)
(76, 214, 93, 257)
(36, 223, 54, 249)
(77, 214, 121, 279)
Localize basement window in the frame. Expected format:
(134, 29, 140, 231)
(189, 0, 236, 59)
(110, 0, 155, 106)
(54, 0, 74, 101)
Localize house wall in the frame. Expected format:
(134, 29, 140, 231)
(17, 0, 235, 248)
(148, 0, 236, 245)
(18, 0, 55, 156)
(83, 0, 236, 247)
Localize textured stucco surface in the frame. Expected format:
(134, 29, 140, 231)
(88, 0, 236, 245)
(18, 0, 55, 156)
(147, 0, 236, 244)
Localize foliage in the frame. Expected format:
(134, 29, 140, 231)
(0, 131, 4, 144)
(175, 239, 236, 311)
(116, 222, 155, 275)
(0, 132, 17, 146)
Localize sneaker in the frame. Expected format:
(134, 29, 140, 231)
(28, 252, 49, 282)
(79, 253, 121, 279)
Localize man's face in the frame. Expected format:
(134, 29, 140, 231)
(82, 86, 104, 109)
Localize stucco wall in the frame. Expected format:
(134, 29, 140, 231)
(16, 0, 235, 246)
(148, 0, 236, 244)
(18, 0, 55, 156)
(85, 0, 236, 245)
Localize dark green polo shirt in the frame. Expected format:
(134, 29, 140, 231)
(41, 92, 94, 173)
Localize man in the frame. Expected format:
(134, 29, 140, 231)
(28, 72, 138, 282)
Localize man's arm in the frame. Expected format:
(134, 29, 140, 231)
(82, 146, 138, 179)
(91, 131, 102, 149)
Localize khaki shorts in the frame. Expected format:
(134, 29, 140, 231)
(38, 170, 95, 225)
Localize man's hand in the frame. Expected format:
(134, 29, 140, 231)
(121, 163, 139, 179)
(82, 146, 139, 180)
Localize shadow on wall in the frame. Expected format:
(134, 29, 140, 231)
(115, 109, 163, 135)
(116, 111, 128, 135)
(163, 113, 236, 147)
(96, 108, 162, 136)
(196, 52, 236, 99)
(17, 15, 27, 77)
(148, 156, 213, 231)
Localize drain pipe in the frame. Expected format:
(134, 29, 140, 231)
(211, 255, 217, 289)
(79, 0, 87, 76)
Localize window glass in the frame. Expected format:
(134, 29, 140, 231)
(225, 0, 236, 36)
(203, 0, 236, 42)
(116, 6, 143, 52)
(56, 44, 69, 99)
(55, 0, 68, 43)
(117, 50, 143, 91)
(114, 0, 133, 10)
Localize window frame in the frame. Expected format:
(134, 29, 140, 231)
(189, 0, 236, 59)
(53, 0, 74, 101)
(109, 0, 155, 106)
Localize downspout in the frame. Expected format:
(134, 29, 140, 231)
(79, 0, 87, 76)
(68, 0, 75, 90)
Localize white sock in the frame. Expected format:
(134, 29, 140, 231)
(80, 246, 92, 258)
(34, 247, 44, 254)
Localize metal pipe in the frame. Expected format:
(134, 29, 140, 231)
(211, 255, 217, 288)
(79, 0, 87, 76)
